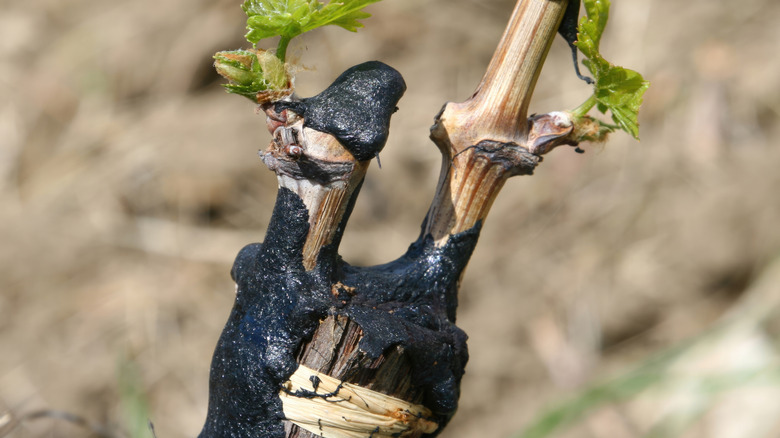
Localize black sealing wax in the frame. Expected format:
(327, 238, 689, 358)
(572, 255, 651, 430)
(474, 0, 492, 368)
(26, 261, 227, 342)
(338, 224, 481, 421)
(558, 0, 594, 84)
(199, 187, 481, 437)
(201, 63, 476, 438)
(558, 0, 593, 84)
(200, 187, 328, 438)
(275, 61, 406, 161)
(557, 0, 581, 49)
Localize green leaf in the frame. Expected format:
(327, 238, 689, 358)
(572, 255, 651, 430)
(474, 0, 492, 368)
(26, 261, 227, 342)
(575, 0, 649, 140)
(242, 0, 380, 54)
(309, 0, 376, 33)
(580, 0, 608, 53)
(215, 0, 381, 94)
(593, 66, 650, 139)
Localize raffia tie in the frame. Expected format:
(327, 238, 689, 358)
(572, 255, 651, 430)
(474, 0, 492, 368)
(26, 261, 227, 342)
(280, 364, 438, 438)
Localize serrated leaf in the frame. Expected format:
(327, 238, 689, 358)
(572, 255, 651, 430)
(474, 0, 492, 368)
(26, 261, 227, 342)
(575, 0, 649, 140)
(583, 0, 609, 49)
(216, 0, 382, 94)
(308, 0, 378, 33)
(597, 68, 649, 139)
(242, 0, 309, 44)
(242, 0, 380, 45)
(325, 10, 372, 32)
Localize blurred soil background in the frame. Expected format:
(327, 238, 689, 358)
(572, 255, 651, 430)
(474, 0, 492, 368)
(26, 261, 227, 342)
(2, 0, 780, 437)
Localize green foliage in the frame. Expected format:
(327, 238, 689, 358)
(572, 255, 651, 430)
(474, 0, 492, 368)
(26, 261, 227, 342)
(242, 0, 381, 59)
(574, 0, 649, 140)
(216, 0, 381, 99)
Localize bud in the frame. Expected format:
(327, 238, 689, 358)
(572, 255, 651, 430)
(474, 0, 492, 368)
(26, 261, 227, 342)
(214, 50, 257, 86)
(213, 49, 292, 102)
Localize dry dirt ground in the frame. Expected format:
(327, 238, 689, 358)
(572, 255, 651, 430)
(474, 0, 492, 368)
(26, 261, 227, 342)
(3, 0, 780, 437)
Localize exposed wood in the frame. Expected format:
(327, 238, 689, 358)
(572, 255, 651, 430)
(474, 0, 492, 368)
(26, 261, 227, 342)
(261, 115, 369, 270)
(284, 316, 424, 437)
(423, 139, 540, 242)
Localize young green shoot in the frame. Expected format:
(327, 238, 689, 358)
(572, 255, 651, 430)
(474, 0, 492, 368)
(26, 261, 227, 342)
(214, 0, 381, 102)
(571, 0, 649, 142)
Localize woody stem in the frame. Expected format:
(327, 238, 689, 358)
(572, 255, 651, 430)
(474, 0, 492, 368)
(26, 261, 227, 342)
(424, 0, 570, 242)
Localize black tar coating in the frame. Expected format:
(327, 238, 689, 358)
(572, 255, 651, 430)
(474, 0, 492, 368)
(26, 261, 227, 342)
(558, 0, 593, 84)
(558, 0, 581, 48)
(199, 188, 321, 438)
(274, 61, 406, 161)
(199, 187, 480, 438)
(337, 226, 480, 419)
(200, 61, 476, 437)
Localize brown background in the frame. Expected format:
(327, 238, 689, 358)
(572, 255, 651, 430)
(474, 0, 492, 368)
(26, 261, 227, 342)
(2, 0, 780, 437)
